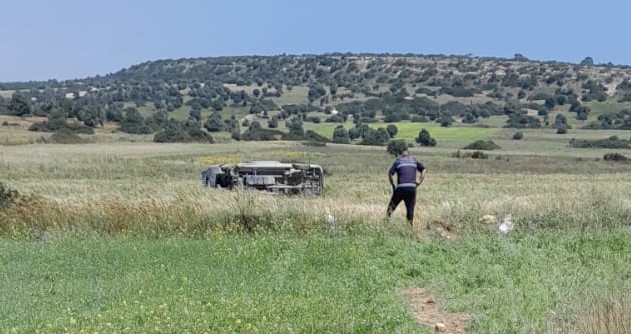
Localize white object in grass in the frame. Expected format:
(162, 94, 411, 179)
(498, 214, 514, 234)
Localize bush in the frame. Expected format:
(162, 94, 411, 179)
(452, 150, 488, 159)
(603, 152, 629, 162)
(49, 128, 85, 144)
(416, 128, 437, 147)
(471, 151, 489, 159)
(153, 120, 214, 143)
(305, 116, 321, 124)
(512, 131, 524, 140)
(0, 182, 19, 210)
(325, 115, 344, 123)
(242, 128, 283, 141)
(556, 125, 568, 134)
(303, 130, 329, 143)
(387, 139, 408, 157)
(29, 121, 95, 134)
(569, 137, 631, 149)
(463, 140, 500, 150)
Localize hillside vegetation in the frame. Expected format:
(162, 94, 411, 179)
(2, 54, 631, 145)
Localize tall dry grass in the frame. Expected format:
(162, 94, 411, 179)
(550, 292, 631, 334)
(2, 173, 631, 239)
(1, 141, 631, 239)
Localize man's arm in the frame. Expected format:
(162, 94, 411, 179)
(388, 161, 397, 191)
(416, 169, 426, 187)
(416, 160, 426, 187)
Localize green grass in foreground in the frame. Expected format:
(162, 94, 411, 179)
(1, 230, 630, 333)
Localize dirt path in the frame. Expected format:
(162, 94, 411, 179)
(404, 287, 468, 333)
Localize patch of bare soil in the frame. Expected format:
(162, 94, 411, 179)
(100, 121, 119, 133)
(404, 287, 468, 333)
(429, 219, 458, 240)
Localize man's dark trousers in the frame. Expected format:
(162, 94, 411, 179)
(387, 187, 417, 224)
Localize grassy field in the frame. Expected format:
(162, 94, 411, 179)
(2, 232, 630, 333)
(1, 125, 631, 332)
(304, 121, 496, 143)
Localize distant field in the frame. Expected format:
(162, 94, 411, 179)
(0, 126, 42, 145)
(584, 101, 631, 123)
(304, 121, 496, 142)
(0, 90, 15, 98)
(269, 86, 309, 106)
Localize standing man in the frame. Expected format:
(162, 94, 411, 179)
(387, 146, 427, 226)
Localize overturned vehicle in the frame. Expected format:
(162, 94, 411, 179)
(201, 161, 324, 195)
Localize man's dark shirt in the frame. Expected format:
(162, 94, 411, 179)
(388, 154, 425, 188)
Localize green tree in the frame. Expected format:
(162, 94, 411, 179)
(556, 124, 568, 134)
(210, 98, 225, 111)
(286, 117, 304, 138)
(580, 56, 594, 67)
(576, 106, 590, 121)
(154, 120, 189, 143)
(204, 111, 225, 132)
(8, 93, 31, 116)
(544, 97, 556, 109)
(387, 139, 408, 156)
(0, 96, 6, 114)
(148, 110, 169, 132)
(308, 85, 326, 103)
(119, 107, 152, 134)
(359, 128, 389, 146)
(47, 107, 68, 130)
(386, 124, 398, 137)
(189, 107, 201, 122)
(555, 113, 571, 130)
(268, 116, 279, 129)
(416, 128, 437, 146)
(231, 125, 241, 141)
(332, 125, 350, 144)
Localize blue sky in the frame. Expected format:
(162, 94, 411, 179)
(1, 0, 629, 82)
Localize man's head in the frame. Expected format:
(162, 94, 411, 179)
(399, 145, 409, 156)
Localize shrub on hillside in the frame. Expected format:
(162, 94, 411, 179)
(332, 125, 350, 144)
(512, 131, 524, 140)
(463, 140, 500, 150)
(556, 125, 568, 134)
(387, 140, 408, 157)
(49, 128, 85, 144)
(303, 130, 329, 143)
(471, 151, 489, 159)
(29, 121, 94, 134)
(416, 128, 437, 146)
(241, 128, 283, 141)
(358, 128, 389, 146)
(504, 113, 542, 129)
(603, 152, 629, 162)
(569, 136, 631, 149)
(452, 150, 489, 159)
(153, 120, 213, 143)
(325, 115, 344, 123)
